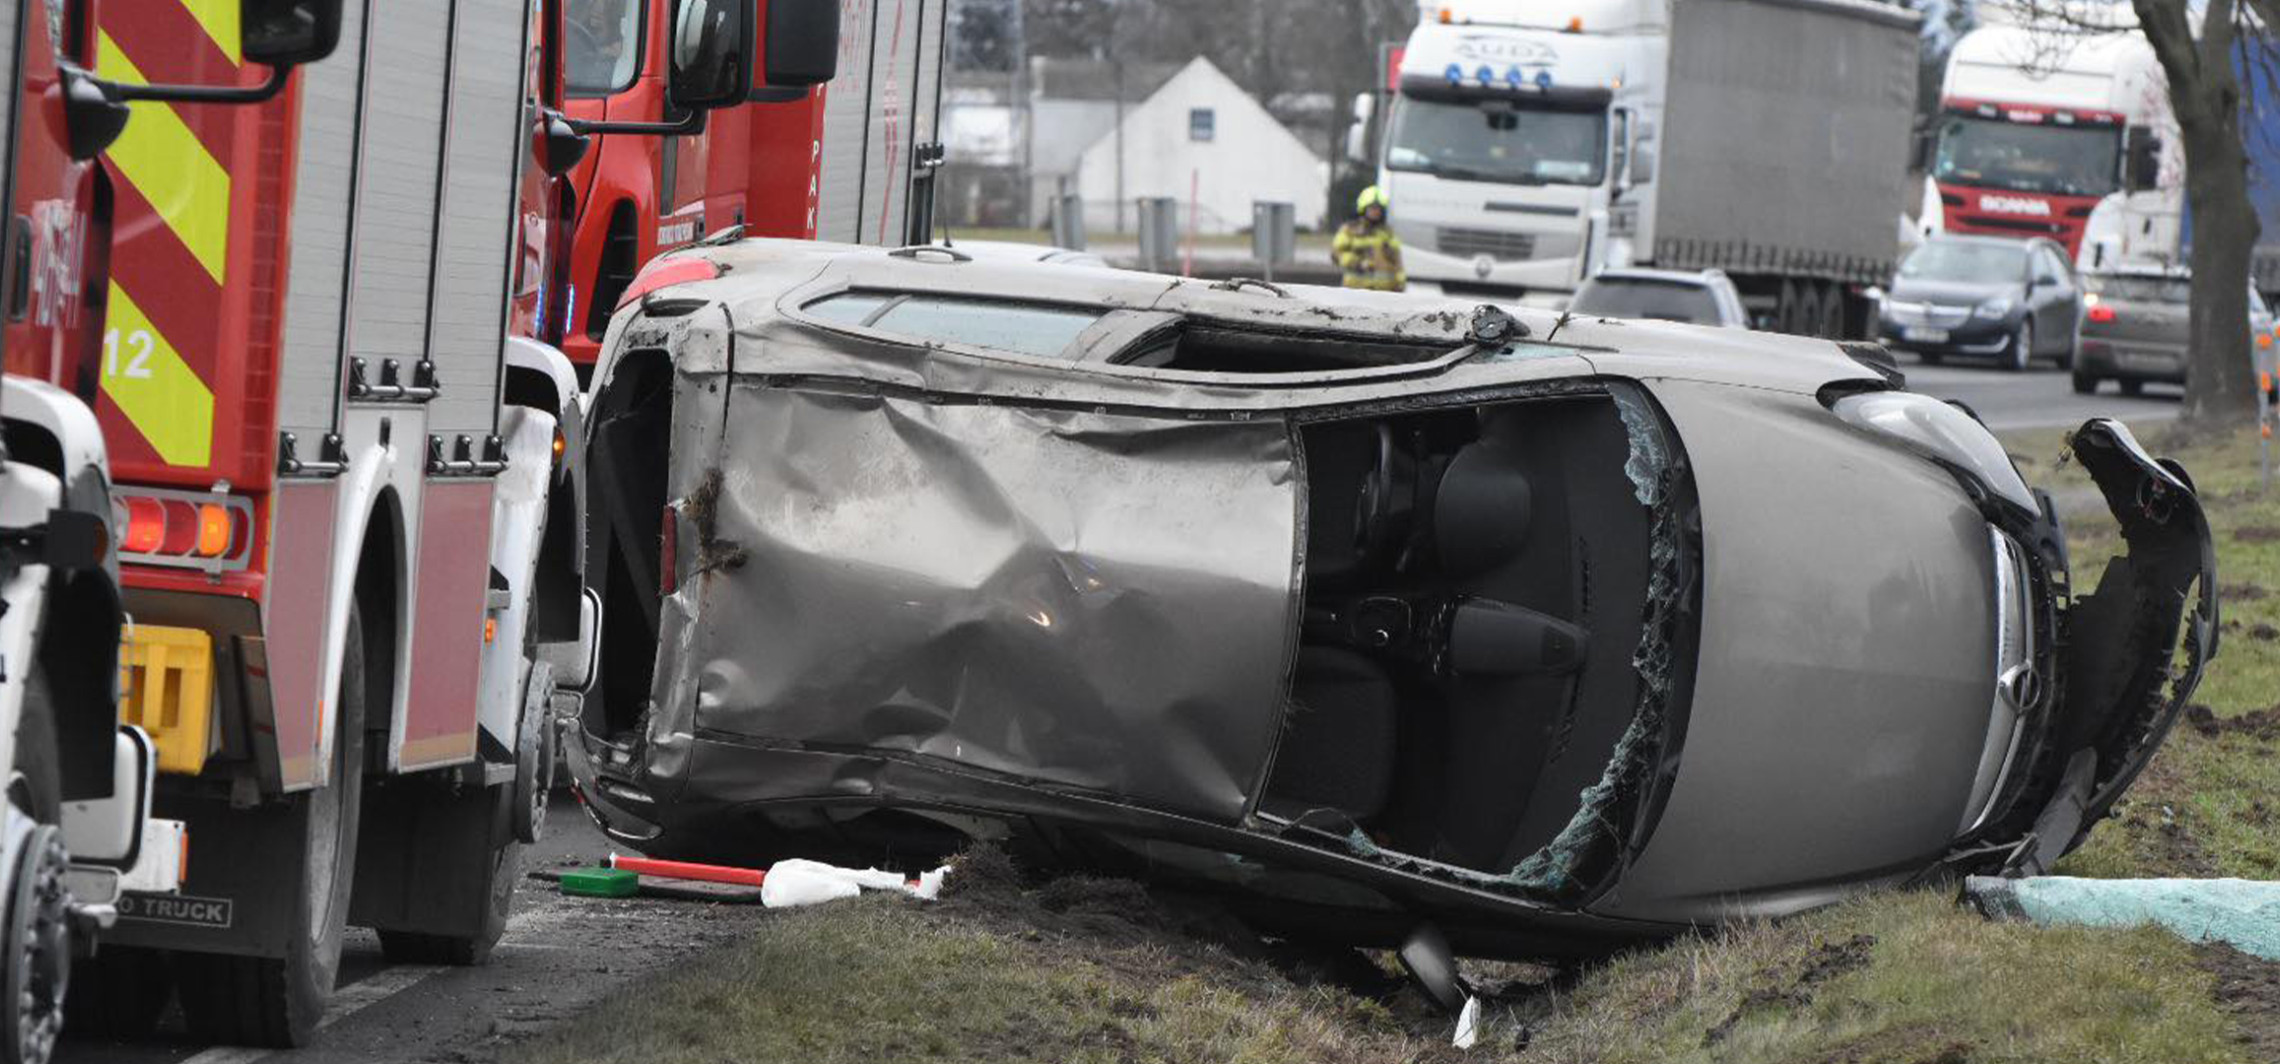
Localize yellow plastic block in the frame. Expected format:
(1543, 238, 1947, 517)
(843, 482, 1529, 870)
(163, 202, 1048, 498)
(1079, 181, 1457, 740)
(118, 625, 215, 775)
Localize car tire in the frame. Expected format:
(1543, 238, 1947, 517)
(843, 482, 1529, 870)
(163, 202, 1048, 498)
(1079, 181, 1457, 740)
(175, 606, 367, 1048)
(1918, 351, 1942, 366)
(2005, 319, 2033, 372)
(2071, 372, 2098, 395)
(2119, 379, 2143, 397)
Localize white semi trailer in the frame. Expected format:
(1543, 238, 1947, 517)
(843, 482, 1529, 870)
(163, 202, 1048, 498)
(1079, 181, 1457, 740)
(1358, 0, 1920, 336)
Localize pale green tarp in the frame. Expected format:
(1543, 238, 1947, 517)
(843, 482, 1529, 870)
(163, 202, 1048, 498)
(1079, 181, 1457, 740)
(1964, 876, 2280, 960)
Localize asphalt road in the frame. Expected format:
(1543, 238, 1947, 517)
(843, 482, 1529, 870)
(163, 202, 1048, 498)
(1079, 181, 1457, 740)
(1889, 352, 2181, 431)
(58, 795, 771, 1064)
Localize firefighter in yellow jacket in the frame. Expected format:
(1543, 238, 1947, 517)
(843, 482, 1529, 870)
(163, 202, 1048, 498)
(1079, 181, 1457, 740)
(1333, 186, 1406, 292)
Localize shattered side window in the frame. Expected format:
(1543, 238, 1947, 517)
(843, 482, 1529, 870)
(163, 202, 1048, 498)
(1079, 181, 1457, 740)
(804, 292, 1105, 360)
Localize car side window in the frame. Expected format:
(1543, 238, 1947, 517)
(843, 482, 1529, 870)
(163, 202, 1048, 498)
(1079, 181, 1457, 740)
(802, 291, 1105, 360)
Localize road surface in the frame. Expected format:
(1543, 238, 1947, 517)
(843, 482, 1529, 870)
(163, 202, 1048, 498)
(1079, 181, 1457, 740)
(1893, 353, 2180, 431)
(58, 796, 769, 1064)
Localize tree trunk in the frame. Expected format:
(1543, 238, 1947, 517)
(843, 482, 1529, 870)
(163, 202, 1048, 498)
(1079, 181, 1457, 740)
(2134, 0, 2262, 427)
(2178, 116, 2261, 426)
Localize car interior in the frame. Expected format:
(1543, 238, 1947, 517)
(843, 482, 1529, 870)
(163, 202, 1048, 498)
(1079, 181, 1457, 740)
(1262, 393, 1659, 877)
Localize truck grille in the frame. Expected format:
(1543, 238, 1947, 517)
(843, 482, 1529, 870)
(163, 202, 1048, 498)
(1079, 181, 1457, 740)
(1437, 227, 1537, 262)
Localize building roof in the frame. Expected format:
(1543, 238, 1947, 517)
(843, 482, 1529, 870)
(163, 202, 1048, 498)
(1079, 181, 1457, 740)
(1028, 57, 1183, 103)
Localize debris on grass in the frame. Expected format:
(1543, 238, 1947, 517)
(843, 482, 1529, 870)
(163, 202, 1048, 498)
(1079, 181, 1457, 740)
(1966, 876, 2280, 961)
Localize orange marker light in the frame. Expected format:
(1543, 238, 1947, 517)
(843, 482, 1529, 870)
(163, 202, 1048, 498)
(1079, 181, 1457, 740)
(1566, 15, 1584, 30)
(552, 429, 567, 463)
(194, 504, 231, 557)
(2259, 332, 2274, 350)
(484, 617, 498, 644)
(121, 497, 165, 554)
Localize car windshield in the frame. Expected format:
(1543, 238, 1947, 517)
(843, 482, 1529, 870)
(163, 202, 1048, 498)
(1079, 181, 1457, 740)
(1933, 115, 2119, 197)
(1570, 278, 1721, 323)
(566, 0, 643, 94)
(1385, 96, 1606, 186)
(1899, 242, 2028, 284)
(2085, 274, 2191, 304)
(803, 291, 1103, 359)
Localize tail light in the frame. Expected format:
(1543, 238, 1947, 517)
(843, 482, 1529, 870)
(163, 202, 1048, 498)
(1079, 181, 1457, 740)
(2086, 305, 2116, 323)
(659, 505, 679, 597)
(113, 488, 255, 571)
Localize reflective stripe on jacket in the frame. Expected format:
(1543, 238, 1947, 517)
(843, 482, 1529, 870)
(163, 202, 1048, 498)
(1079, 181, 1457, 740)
(1332, 220, 1406, 292)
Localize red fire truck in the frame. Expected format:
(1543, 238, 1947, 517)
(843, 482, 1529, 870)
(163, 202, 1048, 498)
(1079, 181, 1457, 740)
(557, 0, 945, 369)
(0, 2, 348, 1059)
(53, 0, 832, 1048)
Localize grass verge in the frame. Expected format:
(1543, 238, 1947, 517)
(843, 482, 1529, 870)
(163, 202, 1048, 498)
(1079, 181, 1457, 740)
(512, 424, 2280, 1064)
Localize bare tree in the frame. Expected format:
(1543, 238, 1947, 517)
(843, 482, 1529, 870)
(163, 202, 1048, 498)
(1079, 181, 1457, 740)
(2001, 0, 2275, 425)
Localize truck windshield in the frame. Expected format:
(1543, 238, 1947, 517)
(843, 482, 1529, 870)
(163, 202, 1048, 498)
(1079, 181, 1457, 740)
(1934, 115, 2118, 197)
(566, 0, 643, 95)
(1385, 96, 1606, 186)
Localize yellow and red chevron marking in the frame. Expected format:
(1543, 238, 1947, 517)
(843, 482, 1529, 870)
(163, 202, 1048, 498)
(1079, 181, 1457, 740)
(93, 1, 251, 479)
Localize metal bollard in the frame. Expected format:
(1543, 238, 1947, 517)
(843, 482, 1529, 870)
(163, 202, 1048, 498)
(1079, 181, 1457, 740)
(1251, 201, 1295, 282)
(1050, 193, 1086, 251)
(1136, 197, 1178, 274)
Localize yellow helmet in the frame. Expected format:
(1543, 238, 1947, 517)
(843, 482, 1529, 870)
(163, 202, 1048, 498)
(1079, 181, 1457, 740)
(1356, 185, 1390, 212)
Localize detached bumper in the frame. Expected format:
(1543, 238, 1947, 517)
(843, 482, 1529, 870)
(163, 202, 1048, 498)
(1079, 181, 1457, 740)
(2013, 420, 2216, 872)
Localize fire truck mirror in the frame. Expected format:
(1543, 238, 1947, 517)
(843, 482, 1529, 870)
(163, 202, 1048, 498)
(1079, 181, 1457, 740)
(667, 0, 756, 110)
(760, 0, 839, 90)
(241, 0, 345, 68)
(2123, 126, 2161, 193)
(539, 111, 592, 178)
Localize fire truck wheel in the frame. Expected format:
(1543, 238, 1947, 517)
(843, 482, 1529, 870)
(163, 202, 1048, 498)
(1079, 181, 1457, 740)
(513, 659, 554, 845)
(61, 947, 170, 1038)
(374, 793, 520, 966)
(5, 667, 68, 1064)
(177, 606, 368, 1048)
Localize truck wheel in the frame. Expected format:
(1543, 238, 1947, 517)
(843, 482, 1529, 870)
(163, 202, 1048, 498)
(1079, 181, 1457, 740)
(374, 784, 520, 967)
(176, 606, 368, 1048)
(61, 947, 170, 1038)
(1817, 285, 1847, 339)
(4, 668, 70, 1064)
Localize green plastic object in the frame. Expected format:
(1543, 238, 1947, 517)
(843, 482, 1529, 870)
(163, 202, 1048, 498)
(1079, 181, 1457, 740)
(560, 867, 639, 898)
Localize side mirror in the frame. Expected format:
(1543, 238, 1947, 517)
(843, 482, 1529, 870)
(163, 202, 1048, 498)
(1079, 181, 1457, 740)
(759, 0, 840, 91)
(241, 0, 345, 68)
(94, 0, 342, 107)
(2124, 126, 2161, 192)
(1628, 145, 1656, 185)
(667, 0, 757, 110)
(2036, 273, 2061, 288)
(1343, 93, 1374, 165)
(537, 111, 591, 178)
(1909, 128, 1934, 173)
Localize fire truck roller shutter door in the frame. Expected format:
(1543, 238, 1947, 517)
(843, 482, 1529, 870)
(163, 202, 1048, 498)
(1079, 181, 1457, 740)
(342, 3, 450, 405)
(814, 0, 876, 243)
(276, 0, 369, 447)
(422, 0, 529, 439)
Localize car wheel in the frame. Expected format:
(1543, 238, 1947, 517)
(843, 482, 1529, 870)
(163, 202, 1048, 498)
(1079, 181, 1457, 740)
(2071, 372, 2098, 395)
(1918, 351, 1943, 366)
(2005, 319, 2033, 372)
(2118, 378, 2143, 397)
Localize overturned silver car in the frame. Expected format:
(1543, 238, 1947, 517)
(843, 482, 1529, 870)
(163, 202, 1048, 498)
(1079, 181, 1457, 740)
(565, 240, 2215, 960)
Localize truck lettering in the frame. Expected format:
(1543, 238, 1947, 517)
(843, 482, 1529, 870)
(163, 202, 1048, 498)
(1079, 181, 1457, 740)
(1980, 195, 2052, 217)
(117, 891, 234, 929)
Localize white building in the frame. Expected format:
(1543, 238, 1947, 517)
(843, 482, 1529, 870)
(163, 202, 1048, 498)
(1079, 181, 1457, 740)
(1073, 58, 1328, 236)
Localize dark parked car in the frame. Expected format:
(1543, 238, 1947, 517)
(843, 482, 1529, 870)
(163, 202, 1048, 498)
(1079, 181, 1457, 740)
(567, 240, 2213, 969)
(1880, 235, 2080, 371)
(2072, 271, 2276, 395)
